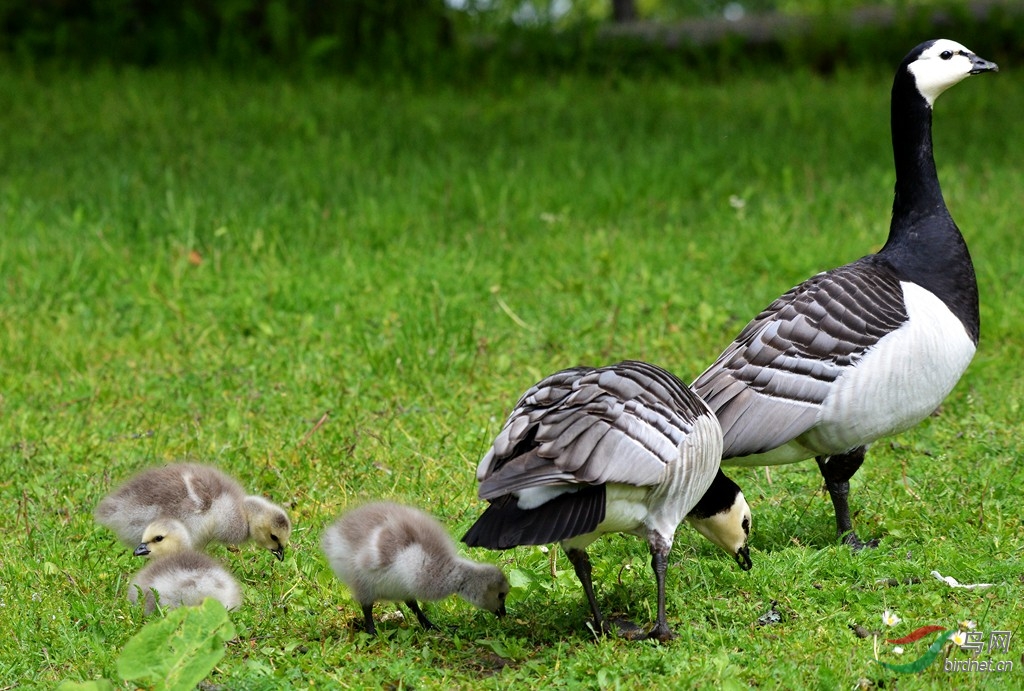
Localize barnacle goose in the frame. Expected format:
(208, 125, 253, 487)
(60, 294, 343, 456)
(463, 360, 752, 642)
(96, 463, 292, 560)
(321, 501, 509, 634)
(690, 40, 998, 549)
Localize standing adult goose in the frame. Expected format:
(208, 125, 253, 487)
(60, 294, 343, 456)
(462, 360, 752, 642)
(690, 40, 998, 549)
(95, 463, 292, 560)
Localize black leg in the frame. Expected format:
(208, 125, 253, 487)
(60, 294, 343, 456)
(816, 447, 878, 549)
(361, 604, 377, 634)
(644, 548, 677, 642)
(405, 600, 436, 630)
(565, 547, 608, 635)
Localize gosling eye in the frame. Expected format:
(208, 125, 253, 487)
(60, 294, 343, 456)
(153, 535, 164, 543)
(940, 50, 953, 60)
(270, 534, 280, 544)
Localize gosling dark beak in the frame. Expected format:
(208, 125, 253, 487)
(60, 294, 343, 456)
(133, 543, 151, 557)
(272, 546, 285, 561)
(495, 604, 507, 618)
(970, 54, 998, 75)
(735, 546, 753, 571)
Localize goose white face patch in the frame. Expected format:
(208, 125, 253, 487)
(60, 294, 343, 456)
(908, 39, 979, 106)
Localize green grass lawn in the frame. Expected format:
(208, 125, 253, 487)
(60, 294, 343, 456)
(1, 61, 1021, 689)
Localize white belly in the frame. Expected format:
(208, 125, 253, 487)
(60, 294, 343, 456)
(559, 485, 652, 552)
(726, 282, 975, 465)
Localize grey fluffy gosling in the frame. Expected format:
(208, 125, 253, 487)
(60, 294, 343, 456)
(128, 518, 242, 614)
(95, 463, 292, 560)
(321, 502, 509, 634)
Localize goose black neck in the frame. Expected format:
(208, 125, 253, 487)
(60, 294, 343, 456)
(888, 72, 947, 225)
(880, 68, 979, 345)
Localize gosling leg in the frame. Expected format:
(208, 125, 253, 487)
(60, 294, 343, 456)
(405, 600, 437, 630)
(361, 604, 377, 635)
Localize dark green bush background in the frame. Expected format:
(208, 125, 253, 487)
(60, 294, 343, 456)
(1, 0, 457, 74)
(2, 1, 1023, 80)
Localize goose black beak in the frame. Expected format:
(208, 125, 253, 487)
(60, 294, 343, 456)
(133, 543, 151, 557)
(735, 546, 753, 571)
(970, 55, 998, 75)
(271, 546, 285, 561)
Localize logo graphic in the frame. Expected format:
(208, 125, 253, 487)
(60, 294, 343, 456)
(874, 613, 1014, 675)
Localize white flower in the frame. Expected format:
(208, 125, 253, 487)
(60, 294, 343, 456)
(960, 619, 977, 631)
(882, 610, 901, 627)
(892, 646, 904, 655)
(951, 630, 967, 647)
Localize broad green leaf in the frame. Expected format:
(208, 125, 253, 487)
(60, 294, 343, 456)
(117, 598, 237, 691)
(56, 681, 116, 691)
(507, 568, 534, 590)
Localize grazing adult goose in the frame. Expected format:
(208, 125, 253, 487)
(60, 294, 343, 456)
(462, 360, 752, 642)
(321, 501, 509, 635)
(691, 40, 998, 549)
(95, 463, 292, 560)
(128, 518, 243, 614)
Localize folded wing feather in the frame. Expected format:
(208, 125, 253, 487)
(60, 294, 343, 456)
(694, 257, 910, 459)
(477, 361, 704, 500)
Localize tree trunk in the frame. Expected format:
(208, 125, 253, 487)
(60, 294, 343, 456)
(611, 0, 637, 23)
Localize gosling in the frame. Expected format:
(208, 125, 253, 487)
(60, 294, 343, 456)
(95, 462, 291, 560)
(128, 518, 242, 614)
(321, 502, 509, 634)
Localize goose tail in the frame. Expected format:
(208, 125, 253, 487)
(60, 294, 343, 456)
(462, 485, 606, 550)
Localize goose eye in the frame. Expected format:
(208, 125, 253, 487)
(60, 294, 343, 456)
(940, 50, 953, 60)
(741, 517, 751, 534)
(270, 534, 280, 543)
